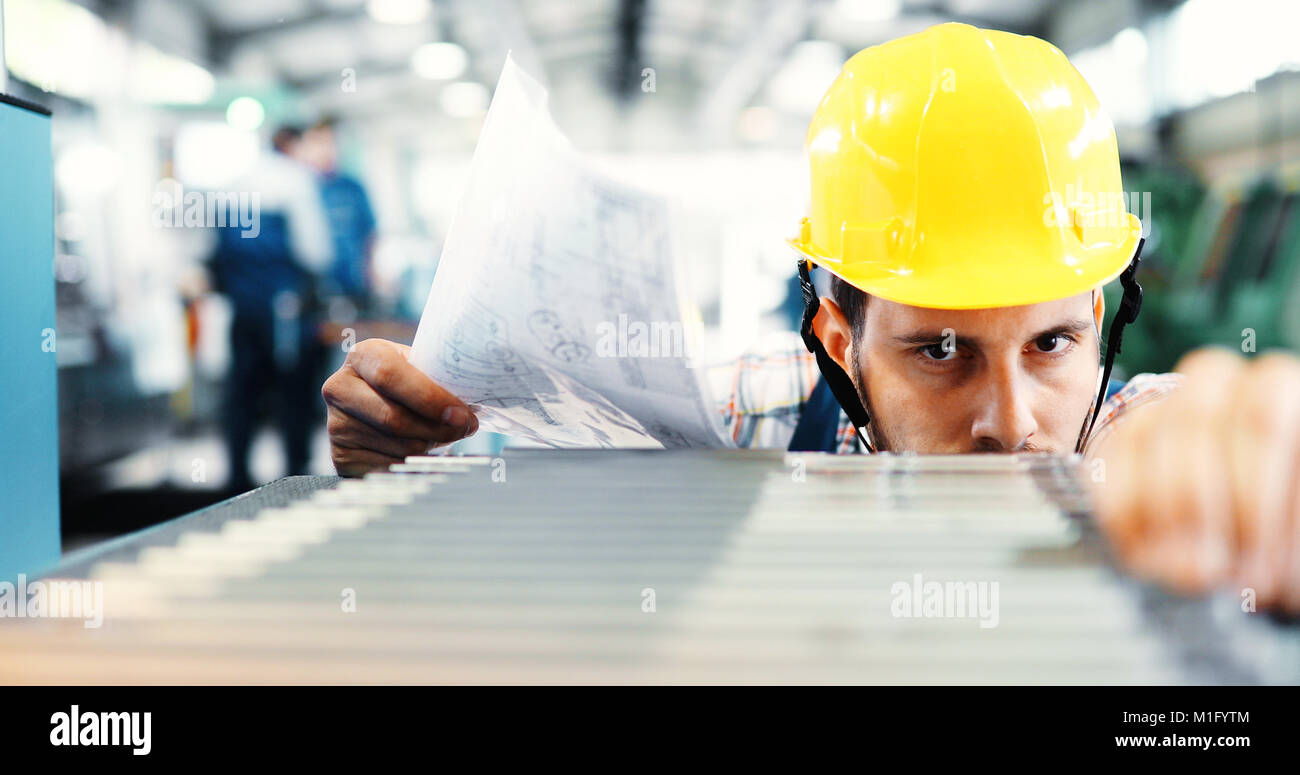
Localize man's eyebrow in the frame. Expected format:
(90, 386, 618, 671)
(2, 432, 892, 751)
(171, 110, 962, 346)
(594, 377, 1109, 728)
(889, 318, 1095, 348)
(1029, 318, 1095, 340)
(891, 330, 968, 346)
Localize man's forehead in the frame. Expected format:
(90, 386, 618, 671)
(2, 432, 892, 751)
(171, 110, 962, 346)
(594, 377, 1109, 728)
(865, 292, 1096, 340)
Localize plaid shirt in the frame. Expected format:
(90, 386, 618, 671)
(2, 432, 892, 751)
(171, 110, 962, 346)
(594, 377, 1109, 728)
(709, 331, 1183, 454)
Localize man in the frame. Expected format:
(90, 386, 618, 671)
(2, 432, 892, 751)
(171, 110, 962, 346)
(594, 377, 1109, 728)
(298, 117, 378, 309)
(209, 125, 333, 490)
(321, 24, 1300, 612)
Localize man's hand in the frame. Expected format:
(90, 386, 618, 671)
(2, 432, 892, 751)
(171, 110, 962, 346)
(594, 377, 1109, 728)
(322, 338, 478, 477)
(1089, 347, 1300, 614)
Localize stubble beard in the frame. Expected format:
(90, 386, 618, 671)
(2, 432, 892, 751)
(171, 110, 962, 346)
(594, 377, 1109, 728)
(848, 344, 894, 453)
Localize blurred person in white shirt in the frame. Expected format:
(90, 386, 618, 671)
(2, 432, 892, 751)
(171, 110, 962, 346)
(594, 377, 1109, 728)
(206, 126, 333, 491)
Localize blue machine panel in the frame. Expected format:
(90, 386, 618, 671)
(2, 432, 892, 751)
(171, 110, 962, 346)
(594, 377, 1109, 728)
(0, 94, 59, 578)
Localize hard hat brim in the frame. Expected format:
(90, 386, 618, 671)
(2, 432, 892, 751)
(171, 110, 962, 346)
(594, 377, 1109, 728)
(789, 213, 1142, 310)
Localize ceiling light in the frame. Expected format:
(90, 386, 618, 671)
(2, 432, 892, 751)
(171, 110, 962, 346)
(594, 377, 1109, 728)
(440, 81, 489, 118)
(226, 97, 266, 132)
(1113, 27, 1148, 63)
(412, 42, 468, 80)
(834, 0, 900, 23)
(366, 0, 431, 25)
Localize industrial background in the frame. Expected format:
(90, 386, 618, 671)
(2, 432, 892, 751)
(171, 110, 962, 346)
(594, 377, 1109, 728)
(2, 0, 1297, 545)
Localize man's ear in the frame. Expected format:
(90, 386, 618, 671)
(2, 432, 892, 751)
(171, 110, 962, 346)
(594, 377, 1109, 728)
(1092, 289, 1106, 337)
(811, 296, 855, 376)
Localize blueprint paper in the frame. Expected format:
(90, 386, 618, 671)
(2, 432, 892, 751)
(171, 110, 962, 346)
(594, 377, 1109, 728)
(408, 56, 732, 449)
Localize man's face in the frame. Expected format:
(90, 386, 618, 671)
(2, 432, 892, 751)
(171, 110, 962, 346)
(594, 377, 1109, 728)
(300, 127, 339, 173)
(844, 292, 1101, 453)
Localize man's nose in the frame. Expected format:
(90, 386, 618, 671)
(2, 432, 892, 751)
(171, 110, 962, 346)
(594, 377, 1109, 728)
(970, 367, 1039, 452)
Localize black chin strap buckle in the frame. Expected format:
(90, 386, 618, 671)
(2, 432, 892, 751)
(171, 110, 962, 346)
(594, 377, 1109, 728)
(797, 260, 873, 452)
(1078, 238, 1146, 452)
(796, 260, 821, 352)
(1115, 252, 1144, 328)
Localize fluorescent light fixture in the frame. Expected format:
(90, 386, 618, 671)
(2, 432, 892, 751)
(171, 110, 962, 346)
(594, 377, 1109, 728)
(1165, 0, 1296, 104)
(834, 0, 900, 23)
(5, 0, 215, 104)
(1071, 31, 1153, 127)
(226, 97, 266, 132)
(1113, 27, 1147, 63)
(440, 81, 489, 118)
(3, 0, 108, 98)
(412, 42, 468, 80)
(129, 44, 215, 105)
(366, 0, 431, 25)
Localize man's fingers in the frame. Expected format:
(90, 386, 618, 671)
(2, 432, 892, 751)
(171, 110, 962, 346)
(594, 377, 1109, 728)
(345, 339, 473, 428)
(1283, 477, 1300, 613)
(325, 370, 476, 444)
(326, 405, 437, 459)
(1134, 408, 1220, 593)
(1160, 349, 1242, 588)
(1089, 389, 1152, 562)
(329, 444, 407, 479)
(1226, 354, 1300, 608)
(1091, 347, 1245, 594)
(323, 338, 481, 478)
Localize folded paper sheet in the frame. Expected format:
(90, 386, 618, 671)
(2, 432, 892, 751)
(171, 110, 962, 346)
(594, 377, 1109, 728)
(409, 57, 731, 448)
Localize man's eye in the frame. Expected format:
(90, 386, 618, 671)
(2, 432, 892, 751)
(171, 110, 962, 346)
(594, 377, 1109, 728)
(1034, 334, 1071, 353)
(919, 343, 958, 361)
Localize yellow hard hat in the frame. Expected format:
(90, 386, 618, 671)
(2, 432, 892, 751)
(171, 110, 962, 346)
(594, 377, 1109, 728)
(789, 22, 1142, 310)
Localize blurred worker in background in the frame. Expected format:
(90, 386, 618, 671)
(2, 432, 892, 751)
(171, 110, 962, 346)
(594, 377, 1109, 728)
(299, 117, 377, 314)
(207, 125, 333, 491)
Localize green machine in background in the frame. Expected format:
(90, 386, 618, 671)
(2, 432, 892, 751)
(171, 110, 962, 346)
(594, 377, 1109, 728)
(0, 23, 60, 579)
(1107, 162, 1300, 379)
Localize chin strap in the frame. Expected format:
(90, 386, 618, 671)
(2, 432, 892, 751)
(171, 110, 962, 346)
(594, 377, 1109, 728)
(1076, 238, 1146, 454)
(797, 260, 874, 452)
